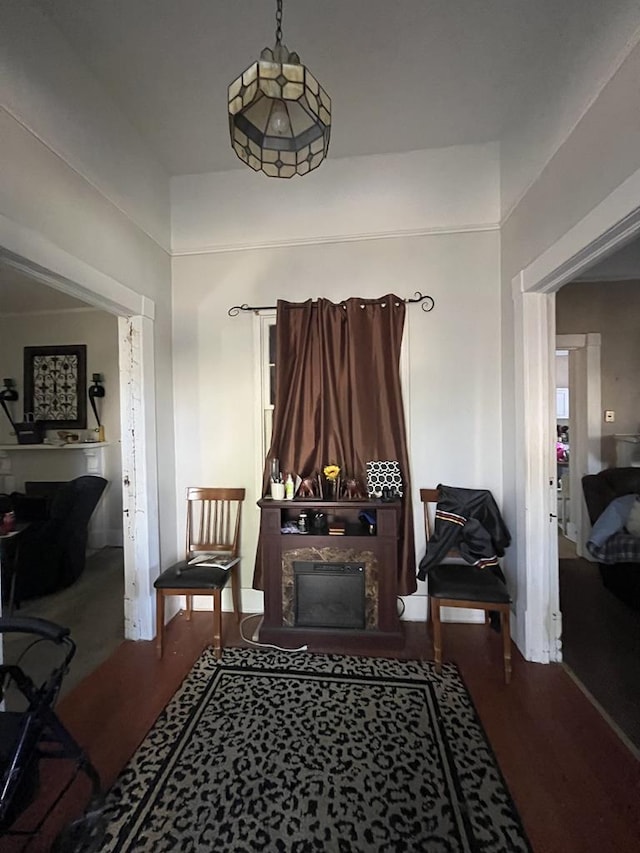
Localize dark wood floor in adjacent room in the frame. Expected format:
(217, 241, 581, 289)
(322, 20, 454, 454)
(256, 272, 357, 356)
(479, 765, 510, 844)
(13, 614, 640, 853)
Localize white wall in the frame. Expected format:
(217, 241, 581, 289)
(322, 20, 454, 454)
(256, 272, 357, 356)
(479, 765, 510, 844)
(171, 144, 500, 253)
(0, 0, 170, 250)
(0, 308, 122, 543)
(500, 38, 640, 656)
(171, 145, 503, 616)
(500, 3, 640, 219)
(557, 280, 640, 467)
(501, 42, 640, 281)
(0, 5, 177, 618)
(501, 37, 640, 511)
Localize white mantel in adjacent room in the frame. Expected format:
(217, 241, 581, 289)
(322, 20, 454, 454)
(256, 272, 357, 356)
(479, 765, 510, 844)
(0, 442, 114, 549)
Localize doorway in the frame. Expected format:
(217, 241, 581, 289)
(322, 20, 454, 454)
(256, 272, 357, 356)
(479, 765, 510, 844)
(554, 334, 602, 559)
(554, 279, 640, 753)
(0, 241, 160, 645)
(512, 180, 640, 665)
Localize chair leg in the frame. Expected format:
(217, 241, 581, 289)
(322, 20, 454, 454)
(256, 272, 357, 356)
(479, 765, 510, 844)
(430, 597, 442, 673)
(213, 589, 223, 660)
(185, 594, 193, 620)
(231, 565, 242, 623)
(155, 590, 165, 659)
(501, 607, 512, 684)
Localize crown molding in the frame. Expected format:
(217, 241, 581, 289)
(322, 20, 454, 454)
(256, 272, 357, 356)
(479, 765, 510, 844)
(0, 215, 154, 319)
(171, 222, 500, 257)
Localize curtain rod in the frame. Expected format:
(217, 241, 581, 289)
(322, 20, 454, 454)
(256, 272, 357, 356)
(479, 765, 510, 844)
(228, 292, 435, 317)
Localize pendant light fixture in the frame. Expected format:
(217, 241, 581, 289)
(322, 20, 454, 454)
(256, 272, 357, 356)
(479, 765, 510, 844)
(228, 0, 331, 178)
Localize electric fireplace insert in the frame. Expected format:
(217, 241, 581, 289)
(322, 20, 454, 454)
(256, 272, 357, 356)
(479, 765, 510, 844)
(293, 561, 366, 629)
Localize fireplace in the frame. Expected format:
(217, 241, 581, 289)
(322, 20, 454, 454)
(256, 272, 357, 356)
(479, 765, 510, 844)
(257, 498, 402, 650)
(282, 546, 378, 629)
(294, 561, 365, 629)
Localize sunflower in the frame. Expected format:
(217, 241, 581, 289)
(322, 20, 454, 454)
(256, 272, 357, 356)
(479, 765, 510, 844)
(323, 465, 340, 481)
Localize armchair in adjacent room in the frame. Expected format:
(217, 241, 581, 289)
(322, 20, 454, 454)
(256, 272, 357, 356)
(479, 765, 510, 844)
(1, 476, 108, 609)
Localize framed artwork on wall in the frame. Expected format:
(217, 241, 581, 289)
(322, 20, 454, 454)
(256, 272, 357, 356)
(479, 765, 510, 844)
(23, 344, 87, 430)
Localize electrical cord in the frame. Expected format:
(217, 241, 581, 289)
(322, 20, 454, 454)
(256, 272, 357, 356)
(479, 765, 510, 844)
(239, 613, 308, 652)
(397, 597, 406, 618)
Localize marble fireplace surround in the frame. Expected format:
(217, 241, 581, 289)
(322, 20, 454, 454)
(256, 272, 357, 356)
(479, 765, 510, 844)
(282, 546, 379, 629)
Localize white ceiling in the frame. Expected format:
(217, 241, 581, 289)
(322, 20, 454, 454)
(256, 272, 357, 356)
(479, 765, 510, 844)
(4, 0, 640, 312)
(29, 0, 637, 176)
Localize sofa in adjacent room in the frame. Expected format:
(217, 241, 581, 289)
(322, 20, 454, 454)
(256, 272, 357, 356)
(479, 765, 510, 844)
(582, 467, 640, 610)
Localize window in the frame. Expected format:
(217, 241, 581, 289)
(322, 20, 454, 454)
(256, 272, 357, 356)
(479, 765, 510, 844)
(556, 387, 569, 419)
(258, 313, 277, 459)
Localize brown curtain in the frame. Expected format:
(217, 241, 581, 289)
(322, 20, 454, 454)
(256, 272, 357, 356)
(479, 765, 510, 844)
(253, 295, 416, 596)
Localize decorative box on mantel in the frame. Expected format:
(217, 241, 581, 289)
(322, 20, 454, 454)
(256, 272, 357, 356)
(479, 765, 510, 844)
(257, 497, 403, 651)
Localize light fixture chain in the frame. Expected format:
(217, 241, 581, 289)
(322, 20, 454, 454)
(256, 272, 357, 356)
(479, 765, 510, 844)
(275, 0, 283, 46)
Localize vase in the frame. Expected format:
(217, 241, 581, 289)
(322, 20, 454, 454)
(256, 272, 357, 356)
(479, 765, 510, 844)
(327, 478, 339, 501)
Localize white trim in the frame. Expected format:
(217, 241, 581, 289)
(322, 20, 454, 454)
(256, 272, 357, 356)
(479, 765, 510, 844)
(191, 587, 265, 614)
(0, 213, 153, 318)
(513, 166, 640, 664)
(171, 222, 500, 257)
(556, 333, 591, 349)
(575, 272, 640, 282)
(0, 219, 159, 645)
(519, 170, 640, 293)
(513, 287, 558, 662)
(119, 315, 160, 641)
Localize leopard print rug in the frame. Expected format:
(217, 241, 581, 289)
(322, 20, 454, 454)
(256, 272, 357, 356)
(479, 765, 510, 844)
(100, 649, 531, 852)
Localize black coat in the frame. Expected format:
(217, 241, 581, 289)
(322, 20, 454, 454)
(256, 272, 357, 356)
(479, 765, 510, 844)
(417, 484, 511, 581)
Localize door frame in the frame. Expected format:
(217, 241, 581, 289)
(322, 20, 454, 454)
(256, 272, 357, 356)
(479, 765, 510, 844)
(513, 168, 640, 663)
(0, 213, 159, 640)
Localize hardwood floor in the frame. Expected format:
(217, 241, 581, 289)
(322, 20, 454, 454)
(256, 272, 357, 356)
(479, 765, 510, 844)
(559, 556, 640, 753)
(5, 613, 640, 852)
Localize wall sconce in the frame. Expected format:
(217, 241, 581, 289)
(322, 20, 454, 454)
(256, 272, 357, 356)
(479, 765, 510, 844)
(88, 373, 106, 441)
(0, 378, 18, 431)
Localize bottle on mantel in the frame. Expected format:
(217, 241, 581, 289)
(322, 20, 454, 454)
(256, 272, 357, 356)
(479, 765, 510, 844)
(285, 473, 294, 500)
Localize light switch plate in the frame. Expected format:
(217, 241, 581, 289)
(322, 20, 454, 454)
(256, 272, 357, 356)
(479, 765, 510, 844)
(604, 410, 615, 423)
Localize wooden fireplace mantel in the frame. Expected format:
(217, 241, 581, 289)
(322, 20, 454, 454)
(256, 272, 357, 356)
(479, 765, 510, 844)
(257, 497, 403, 651)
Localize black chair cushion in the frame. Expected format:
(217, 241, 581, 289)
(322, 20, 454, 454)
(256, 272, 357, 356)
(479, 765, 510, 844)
(154, 561, 232, 590)
(428, 563, 511, 603)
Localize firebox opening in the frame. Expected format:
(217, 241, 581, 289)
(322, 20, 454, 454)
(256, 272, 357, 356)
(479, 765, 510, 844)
(294, 561, 366, 629)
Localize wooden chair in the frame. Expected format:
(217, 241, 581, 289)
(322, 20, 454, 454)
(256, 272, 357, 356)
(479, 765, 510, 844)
(154, 487, 245, 659)
(420, 488, 512, 684)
